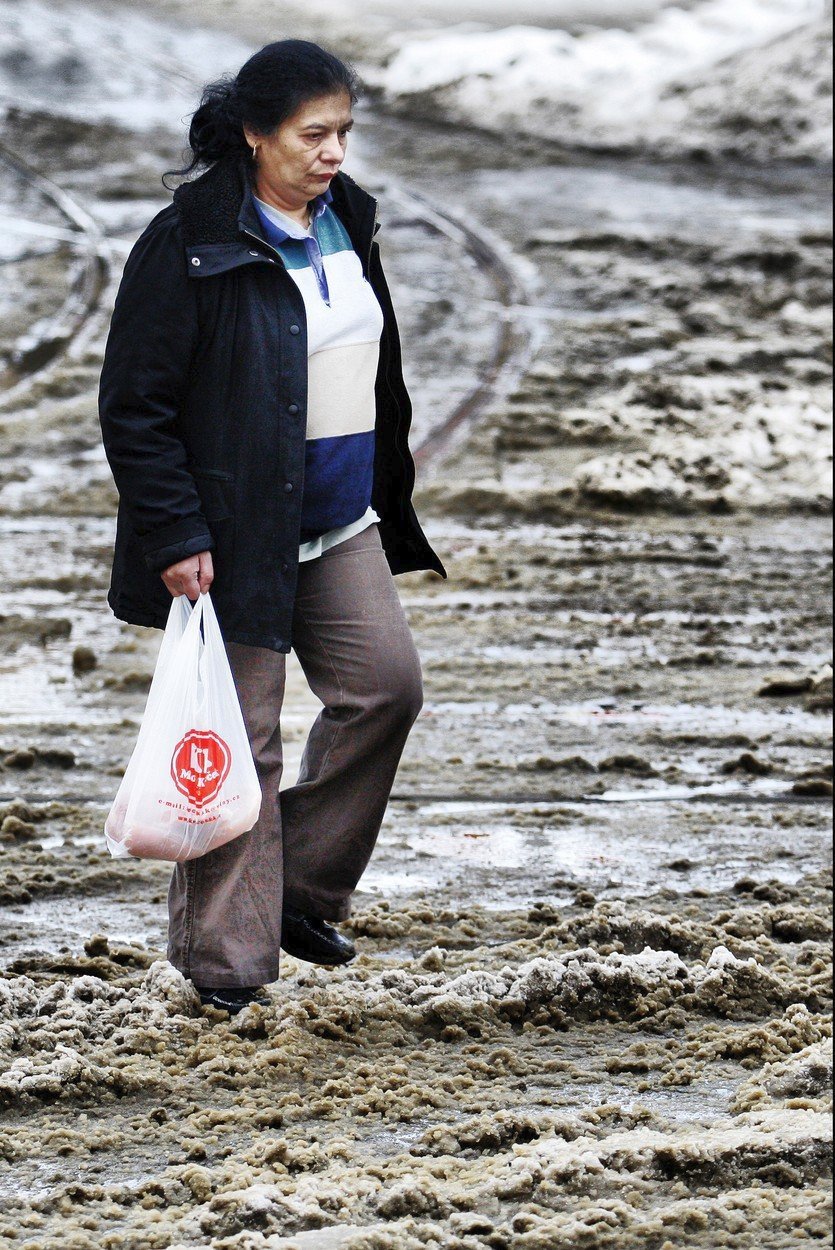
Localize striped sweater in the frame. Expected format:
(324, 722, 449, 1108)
(253, 190, 385, 552)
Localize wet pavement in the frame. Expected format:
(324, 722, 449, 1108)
(0, 5, 831, 1247)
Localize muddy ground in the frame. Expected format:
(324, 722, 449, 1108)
(0, 5, 832, 1247)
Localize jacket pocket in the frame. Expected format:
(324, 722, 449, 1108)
(190, 466, 235, 521)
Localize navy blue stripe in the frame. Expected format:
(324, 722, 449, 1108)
(299, 431, 376, 540)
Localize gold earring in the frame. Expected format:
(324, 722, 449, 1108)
(251, 144, 258, 160)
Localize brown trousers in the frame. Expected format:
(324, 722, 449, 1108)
(166, 524, 423, 988)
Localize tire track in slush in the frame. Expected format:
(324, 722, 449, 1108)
(382, 183, 541, 470)
(0, 141, 111, 396)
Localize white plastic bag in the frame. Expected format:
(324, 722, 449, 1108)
(105, 593, 261, 862)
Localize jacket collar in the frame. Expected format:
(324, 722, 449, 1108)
(173, 156, 377, 278)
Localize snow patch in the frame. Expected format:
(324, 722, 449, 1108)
(0, 0, 252, 131)
(379, 0, 831, 161)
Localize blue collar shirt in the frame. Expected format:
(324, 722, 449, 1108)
(253, 187, 334, 305)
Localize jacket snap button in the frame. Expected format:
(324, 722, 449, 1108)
(190, 257, 201, 266)
(284, 481, 294, 493)
(288, 403, 299, 415)
(289, 324, 300, 335)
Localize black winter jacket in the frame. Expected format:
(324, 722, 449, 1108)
(98, 156, 446, 652)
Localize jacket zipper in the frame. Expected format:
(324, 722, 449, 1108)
(361, 201, 410, 477)
(366, 199, 379, 276)
(241, 226, 284, 266)
(241, 226, 309, 333)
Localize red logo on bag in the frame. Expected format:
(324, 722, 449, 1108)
(171, 730, 232, 808)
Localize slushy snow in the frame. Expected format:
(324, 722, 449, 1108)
(378, 0, 832, 160)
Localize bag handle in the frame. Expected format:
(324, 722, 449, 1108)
(176, 593, 228, 707)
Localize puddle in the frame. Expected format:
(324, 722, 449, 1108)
(596, 778, 796, 801)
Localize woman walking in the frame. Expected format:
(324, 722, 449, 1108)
(98, 40, 446, 1014)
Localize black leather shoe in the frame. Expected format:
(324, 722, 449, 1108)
(196, 985, 270, 1015)
(281, 907, 356, 966)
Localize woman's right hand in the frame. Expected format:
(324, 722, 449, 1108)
(161, 550, 214, 598)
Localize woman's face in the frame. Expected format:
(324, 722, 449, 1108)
(245, 91, 353, 208)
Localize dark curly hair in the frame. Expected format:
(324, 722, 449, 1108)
(164, 39, 360, 187)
